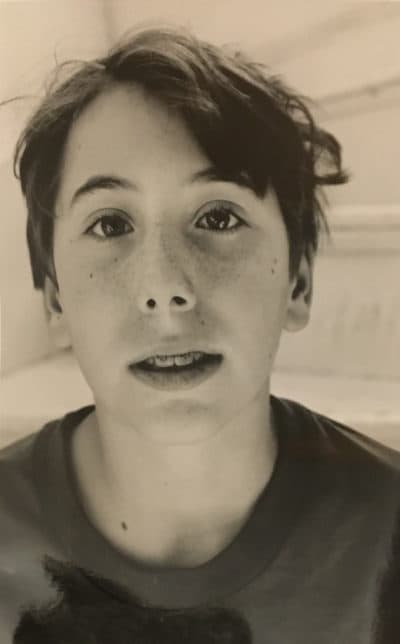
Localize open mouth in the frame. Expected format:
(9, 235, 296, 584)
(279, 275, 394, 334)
(129, 351, 223, 389)
(134, 351, 221, 372)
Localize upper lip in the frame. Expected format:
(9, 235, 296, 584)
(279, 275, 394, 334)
(130, 344, 222, 365)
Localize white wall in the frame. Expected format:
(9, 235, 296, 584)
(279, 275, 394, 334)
(322, 104, 400, 207)
(275, 205, 400, 379)
(0, 0, 111, 373)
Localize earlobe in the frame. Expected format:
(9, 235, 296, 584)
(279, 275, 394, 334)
(44, 276, 62, 315)
(284, 255, 313, 333)
(43, 276, 71, 349)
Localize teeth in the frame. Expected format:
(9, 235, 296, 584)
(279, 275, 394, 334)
(144, 352, 204, 368)
(174, 352, 202, 366)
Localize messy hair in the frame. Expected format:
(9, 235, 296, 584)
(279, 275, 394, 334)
(13, 556, 252, 643)
(14, 26, 348, 289)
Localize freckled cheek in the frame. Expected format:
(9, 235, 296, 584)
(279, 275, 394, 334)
(235, 251, 285, 289)
(191, 244, 287, 305)
(187, 249, 245, 300)
(55, 252, 117, 315)
(228, 257, 290, 339)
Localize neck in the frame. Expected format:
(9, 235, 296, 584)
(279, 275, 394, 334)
(72, 392, 277, 567)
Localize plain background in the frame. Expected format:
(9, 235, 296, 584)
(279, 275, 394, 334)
(1, 0, 399, 446)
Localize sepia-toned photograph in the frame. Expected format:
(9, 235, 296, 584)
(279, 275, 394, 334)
(1, 1, 399, 642)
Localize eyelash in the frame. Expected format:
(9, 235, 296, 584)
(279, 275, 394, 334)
(85, 205, 246, 239)
(196, 205, 245, 234)
(86, 214, 133, 239)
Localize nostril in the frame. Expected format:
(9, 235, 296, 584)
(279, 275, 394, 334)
(142, 294, 192, 313)
(172, 296, 187, 306)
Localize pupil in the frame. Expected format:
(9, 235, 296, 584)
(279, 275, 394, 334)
(102, 217, 125, 236)
(208, 211, 229, 229)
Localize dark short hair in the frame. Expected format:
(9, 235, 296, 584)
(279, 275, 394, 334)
(14, 26, 348, 289)
(14, 556, 252, 643)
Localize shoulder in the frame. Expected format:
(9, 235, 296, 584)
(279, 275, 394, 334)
(0, 423, 58, 545)
(0, 409, 94, 636)
(0, 406, 91, 516)
(0, 426, 60, 635)
(0, 405, 94, 524)
(273, 394, 400, 472)
(0, 431, 41, 514)
(272, 395, 400, 521)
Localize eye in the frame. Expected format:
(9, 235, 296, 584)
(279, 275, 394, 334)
(196, 203, 246, 233)
(86, 213, 133, 239)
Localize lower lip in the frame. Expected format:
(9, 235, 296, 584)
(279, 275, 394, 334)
(129, 354, 223, 391)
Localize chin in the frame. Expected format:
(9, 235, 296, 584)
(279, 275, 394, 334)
(142, 407, 225, 446)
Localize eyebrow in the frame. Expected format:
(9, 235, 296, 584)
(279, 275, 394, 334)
(190, 167, 255, 190)
(70, 167, 254, 208)
(70, 175, 136, 208)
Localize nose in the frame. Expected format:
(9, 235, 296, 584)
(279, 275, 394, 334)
(136, 232, 196, 316)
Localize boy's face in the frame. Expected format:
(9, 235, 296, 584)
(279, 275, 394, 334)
(50, 84, 311, 442)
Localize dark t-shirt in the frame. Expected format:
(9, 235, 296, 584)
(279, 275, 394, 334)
(0, 396, 399, 643)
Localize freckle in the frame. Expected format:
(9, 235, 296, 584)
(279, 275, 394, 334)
(121, 521, 127, 531)
(89, 273, 93, 279)
(200, 319, 205, 326)
(114, 257, 119, 263)
(271, 268, 275, 274)
(273, 257, 278, 264)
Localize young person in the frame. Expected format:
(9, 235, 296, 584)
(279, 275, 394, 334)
(1, 26, 399, 644)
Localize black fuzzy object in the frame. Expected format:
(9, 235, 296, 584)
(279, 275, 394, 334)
(13, 556, 252, 643)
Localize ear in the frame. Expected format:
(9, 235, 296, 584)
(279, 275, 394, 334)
(284, 254, 313, 333)
(43, 276, 72, 349)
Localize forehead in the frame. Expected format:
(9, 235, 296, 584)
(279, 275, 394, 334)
(58, 84, 208, 193)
